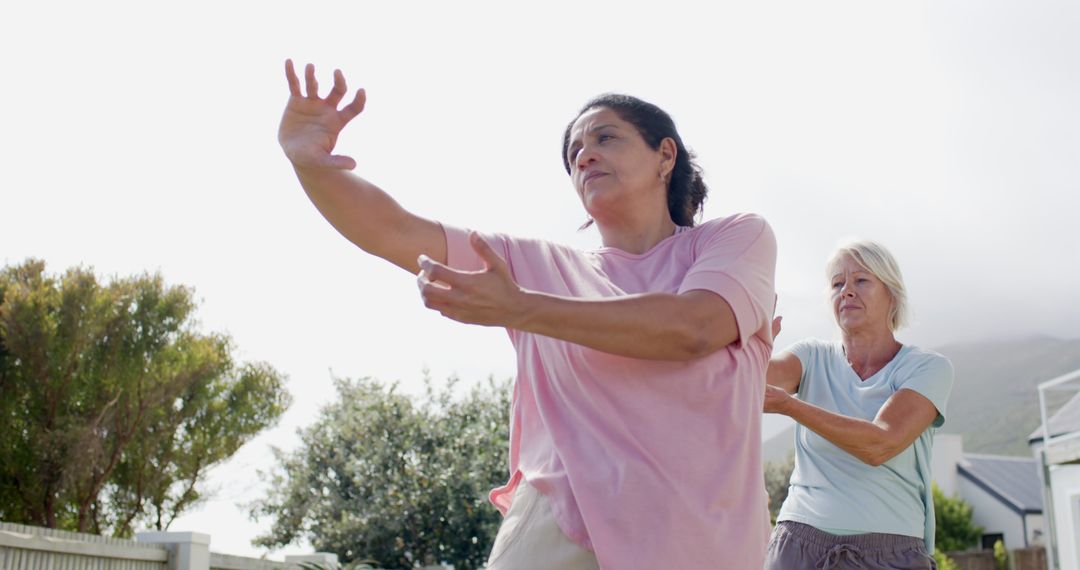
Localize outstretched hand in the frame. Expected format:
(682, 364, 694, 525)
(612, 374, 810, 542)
(278, 60, 366, 170)
(416, 233, 528, 328)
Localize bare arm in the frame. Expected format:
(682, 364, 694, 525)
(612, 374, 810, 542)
(512, 289, 738, 360)
(279, 61, 445, 272)
(765, 387, 940, 466)
(416, 233, 743, 361)
(767, 351, 802, 394)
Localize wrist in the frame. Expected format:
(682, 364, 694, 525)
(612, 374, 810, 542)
(778, 394, 800, 417)
(292, 160, 331, 175)
(509, 289, 541, 331)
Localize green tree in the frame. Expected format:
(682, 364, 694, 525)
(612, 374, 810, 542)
(252, 375, 511, 570)
(0, 260, 291, 536)
(933, 483, 984, 552)
(764, 452, 795, 523)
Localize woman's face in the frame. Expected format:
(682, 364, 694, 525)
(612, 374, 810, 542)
(829, 254, 895, 334)
(565, 107, 673, 223)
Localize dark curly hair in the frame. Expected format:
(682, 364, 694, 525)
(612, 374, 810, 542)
(561, 94, 708, 227)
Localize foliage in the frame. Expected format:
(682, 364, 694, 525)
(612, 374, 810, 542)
(252, 375, 511, 570)
(933, 483, 984, 553)
(934, 548, 960, 570)
(764, 451, 795, 523)
(0, 259, 291, 536)
(994, 538, 1010, 570)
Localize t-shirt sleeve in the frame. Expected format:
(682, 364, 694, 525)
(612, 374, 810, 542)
(440, 222, 512, 273)
(785, 338, 823, 399)
(440, 223, 524, 343)
(895, 353, 954, 428)
(677, 214, 778, 347)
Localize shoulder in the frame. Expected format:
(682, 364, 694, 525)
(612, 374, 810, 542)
(783, 337, 832, 354)
(892, 345, 955, 387)
(789, 339, 843, 395)
(784, 338, 840, 365)
(898, 345, 953, 374)
(691, 212, 773, 239)
(685, 212, 776, 258)
(892, 345, 955, 420)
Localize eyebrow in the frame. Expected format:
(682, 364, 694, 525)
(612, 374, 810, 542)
(831, 270, 871, 280)
(587, 123, 618, 134)
(568, 124, 620, 157)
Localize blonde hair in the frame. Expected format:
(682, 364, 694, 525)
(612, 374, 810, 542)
(826, 240, 910, 331)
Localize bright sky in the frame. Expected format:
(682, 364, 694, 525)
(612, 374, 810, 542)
(4, 0, 1079, 560)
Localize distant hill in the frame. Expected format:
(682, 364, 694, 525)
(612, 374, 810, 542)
(936, 336, 1080, 456)
(761, 336, 1080, 461)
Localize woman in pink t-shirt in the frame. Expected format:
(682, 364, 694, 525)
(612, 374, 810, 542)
(278, 60, 776, 569)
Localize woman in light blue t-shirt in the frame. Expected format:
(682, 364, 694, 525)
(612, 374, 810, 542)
(764, 240, 953, 570)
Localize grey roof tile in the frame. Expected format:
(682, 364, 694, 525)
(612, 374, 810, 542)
(958, 454, 1043, 513)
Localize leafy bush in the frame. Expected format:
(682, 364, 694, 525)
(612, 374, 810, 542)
(253, 375, 510, 570)
(764, 452, 794, 523)
(994, 538, 1010, 570)
(933, 483, 984, 552)
(934, 548, 959, 570)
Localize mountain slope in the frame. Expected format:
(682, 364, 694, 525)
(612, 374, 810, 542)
(936, 336, 1080, 456)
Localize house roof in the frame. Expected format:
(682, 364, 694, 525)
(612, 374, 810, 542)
(1028, 391, 1080, 443)
(957, 454, 1043, 515)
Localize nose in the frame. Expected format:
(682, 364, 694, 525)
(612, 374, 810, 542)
(575, 144, 599, 170)
(840, 279, 856, 297)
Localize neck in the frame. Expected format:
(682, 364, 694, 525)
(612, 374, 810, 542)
(595, 210, 678, 255)
(841, 329, 901, 379)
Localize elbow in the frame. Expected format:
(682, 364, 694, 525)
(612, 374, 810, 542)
(859, 441, 904, 467)
(675, 316, 738, 361)
(663, 296, 739, 360)
(682, 337, 713, 361)
(666, 291, 739, 361)
(675, 325, 725, 361)
(861, 452, 889, 467)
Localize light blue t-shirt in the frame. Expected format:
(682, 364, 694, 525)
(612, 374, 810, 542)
(776, 339, 954, 552)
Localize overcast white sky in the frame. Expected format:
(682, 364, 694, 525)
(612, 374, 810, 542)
(3, 0, 1078, 560)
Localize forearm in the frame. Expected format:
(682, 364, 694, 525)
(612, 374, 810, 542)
(293, 166, 445, 272)
(514, 290, 738, 361)
(779, 398, 896, 466)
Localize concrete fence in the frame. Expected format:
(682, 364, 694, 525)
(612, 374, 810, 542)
(0, 523, 336, 570)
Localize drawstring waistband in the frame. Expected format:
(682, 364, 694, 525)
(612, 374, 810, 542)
(816, 543, 865, 569)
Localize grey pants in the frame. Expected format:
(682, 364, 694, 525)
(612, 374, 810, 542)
(765, 522, 937, 570)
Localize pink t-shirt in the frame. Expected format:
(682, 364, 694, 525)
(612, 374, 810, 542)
(443, 213, 776, 569)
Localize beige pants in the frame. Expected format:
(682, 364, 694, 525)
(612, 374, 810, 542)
(486, 481, 600, 570)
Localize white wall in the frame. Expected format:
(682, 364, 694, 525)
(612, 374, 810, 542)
(1025, 514, 1045, 546)
(933, 434, 964, 497)
(1049, 465, 1080, 570)
(957, 476, 1028, 550)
